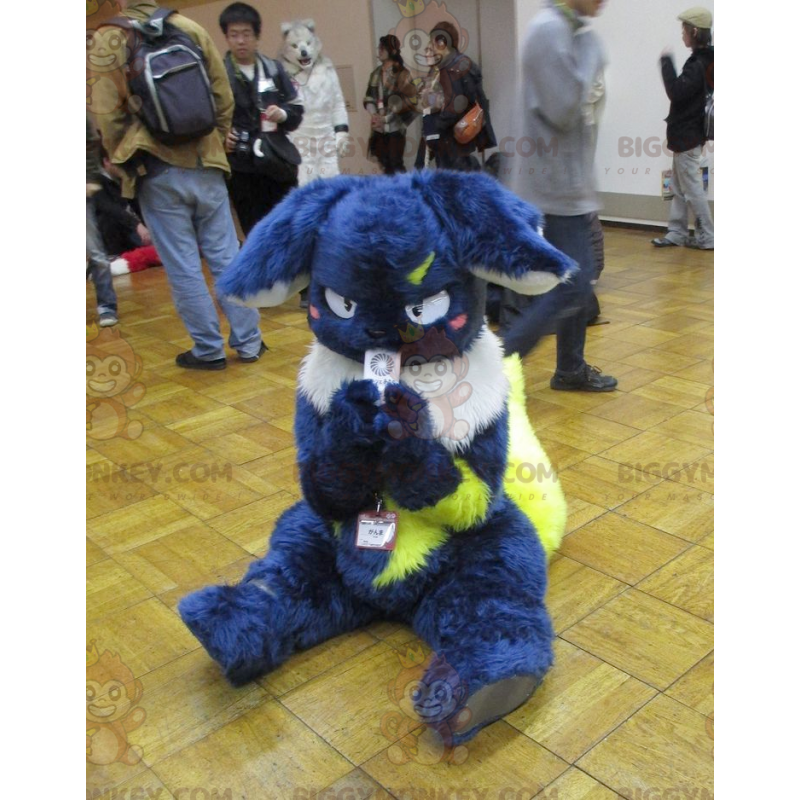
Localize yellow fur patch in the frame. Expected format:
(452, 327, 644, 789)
(373, 459, 491, 587)
(503, 354, 567, 558)
(407, 252, 435, 286)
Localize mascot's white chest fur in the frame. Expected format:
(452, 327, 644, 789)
(298, 327, 510, 454)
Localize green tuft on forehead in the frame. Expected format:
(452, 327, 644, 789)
(407, 252, 435, 286)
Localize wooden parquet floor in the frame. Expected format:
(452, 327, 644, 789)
(86, 226, 713, 800)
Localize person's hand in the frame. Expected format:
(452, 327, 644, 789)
(225, 130, 238, 153)
(86, 182, 101, 197)
(660, 47, 673, 59)
(136, 224, 151, 247)
(263, 105, 288, 123)
(370, 114, 384, 133)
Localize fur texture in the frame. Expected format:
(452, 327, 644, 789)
(181, 171, 571, 741)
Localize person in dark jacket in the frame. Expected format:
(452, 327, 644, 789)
(415, 21, 496, 171)
(363, 35, 417, 175)
(652, 7, 714, 250)
(220, 3, 304, 235)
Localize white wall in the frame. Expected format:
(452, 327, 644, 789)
(515, 0, 714, 202)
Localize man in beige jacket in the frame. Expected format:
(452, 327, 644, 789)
(91, 2, 265, 369)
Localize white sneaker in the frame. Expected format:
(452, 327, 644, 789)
(98, 312, 118, 327)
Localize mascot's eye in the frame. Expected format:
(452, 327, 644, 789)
(109, 686, 121, 700)
(86, 686, 95, 701)
(109, 361, 121, 376)
(324, 288, 357, 319)
(405, 291, 450, 325)
(435, 361, 447, 376)
(87, 361, 95, 375)
(411, 33, 421, 50)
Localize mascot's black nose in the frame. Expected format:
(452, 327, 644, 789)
(367, 329, 386, 339)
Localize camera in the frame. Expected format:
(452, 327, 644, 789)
(232, 128, 251, 156)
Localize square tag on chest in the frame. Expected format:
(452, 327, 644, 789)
(356, 511, 398, 551)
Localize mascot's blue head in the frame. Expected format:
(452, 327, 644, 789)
(217, 171, 576, 361)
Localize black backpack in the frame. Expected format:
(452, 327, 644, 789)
(116, 7, 217, 144)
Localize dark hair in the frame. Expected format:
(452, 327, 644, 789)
(683, 22, 712, 48)
(219, 2, 261, 38)
(431, 21, 460, 52)
(379, 34, 405, 73)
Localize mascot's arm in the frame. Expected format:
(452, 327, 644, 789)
(376, 384, 462, 511)
(274, 59, 304, 133)
(295, 384, 384, 520)
(328, 64, 350, 132)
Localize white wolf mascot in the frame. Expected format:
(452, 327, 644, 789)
(279, 19, 351, 186)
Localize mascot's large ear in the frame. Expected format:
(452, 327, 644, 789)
(301, 18, 316, 32)
(412, 170, 577, 295)
(280, 21, 292, 36)
(217, 176, 365, 307)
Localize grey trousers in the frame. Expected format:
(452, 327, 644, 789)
(86, 198, 117, 315)
(666, 145, 714, 247)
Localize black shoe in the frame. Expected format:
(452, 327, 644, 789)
(175, 351, 227, 371)
(239, 341, 268, 363)
(551, 364, 618, 392)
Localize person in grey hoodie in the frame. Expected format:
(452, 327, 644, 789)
(502, 0, 616, 392)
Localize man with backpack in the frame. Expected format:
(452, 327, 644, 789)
(652, 7, 714, 251)
(219, 3, 304, 235)
(92, 2, 266, 370)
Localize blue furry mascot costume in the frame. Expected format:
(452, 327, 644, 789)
(179, 170, 575, 743)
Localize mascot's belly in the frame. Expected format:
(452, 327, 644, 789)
(289, 69, 340, 137)
(328, 355, 565, 611)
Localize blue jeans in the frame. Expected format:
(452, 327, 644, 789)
(500, 213, 595, 374)
(138, 166, 262, 360)
(86, 198, 117, 315)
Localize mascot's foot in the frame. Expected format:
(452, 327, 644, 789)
(451, 675, 539, 745)
(178, 582, 282, 686)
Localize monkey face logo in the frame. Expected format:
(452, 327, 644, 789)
(86, 353, 136, 399)
(381, 646, 472, 765)
(404, 354, 461, 399)
(389, 1, 469, 80)
(86, 325, 145, 441)
(86, 26, 127, 74)
(86, 643, 146, 766)
(398, 672, 460, 723)
(86, 677, 135, 724)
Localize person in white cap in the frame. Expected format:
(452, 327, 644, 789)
(652, 7, 714, 250)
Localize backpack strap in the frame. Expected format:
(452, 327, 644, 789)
(110, 7, 174, 38)
(258, 54, 279, 82)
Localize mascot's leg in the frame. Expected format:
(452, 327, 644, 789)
(411, 500, 554, 744)
(179, 502, 378, 686)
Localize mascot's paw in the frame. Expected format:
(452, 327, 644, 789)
(178, 582, 281, 686)
(328, 380, 382, 446)
(377, 384, 430, 441)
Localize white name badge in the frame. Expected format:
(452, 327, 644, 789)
(356, 511, 398, 551)
(258, 78, 276, 93)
